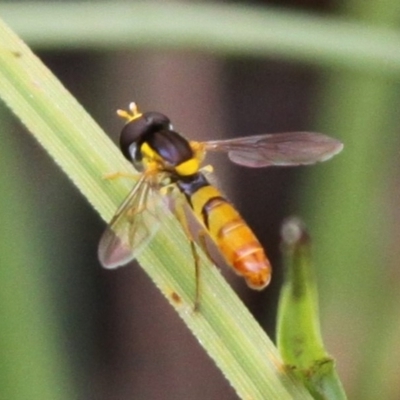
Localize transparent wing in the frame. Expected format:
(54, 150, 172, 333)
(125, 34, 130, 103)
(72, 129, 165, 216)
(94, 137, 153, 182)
(98, 174, 163, 269)
(201, 132, 343, 168)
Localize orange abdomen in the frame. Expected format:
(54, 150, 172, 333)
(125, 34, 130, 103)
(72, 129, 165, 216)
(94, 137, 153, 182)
(183, 178, 272, 289)
(206, 198, 271, 289)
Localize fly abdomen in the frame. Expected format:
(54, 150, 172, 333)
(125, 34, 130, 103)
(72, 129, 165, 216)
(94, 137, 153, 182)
(177, 173, 271, 289)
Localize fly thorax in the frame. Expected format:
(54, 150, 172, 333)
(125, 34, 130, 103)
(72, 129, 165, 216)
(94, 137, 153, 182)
(145, 130, 200, 175)
(174, 158, 200, 176)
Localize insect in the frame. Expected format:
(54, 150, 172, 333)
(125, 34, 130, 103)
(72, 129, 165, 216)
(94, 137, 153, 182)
(98, 102, 343, 301)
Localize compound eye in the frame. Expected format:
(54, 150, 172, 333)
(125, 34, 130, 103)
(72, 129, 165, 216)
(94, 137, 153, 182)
(128, 143, 145, 171)
(144, 112, 171, 129)
(119, 117, 148, 161)
(119, 110, 172, 162)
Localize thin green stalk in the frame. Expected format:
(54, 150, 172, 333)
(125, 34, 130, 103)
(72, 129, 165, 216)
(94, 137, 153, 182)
(1, 2, 400, 76)
(302, 1, 400, 399)
(278, 218, 346, 400)
(0, 16, 313, 400)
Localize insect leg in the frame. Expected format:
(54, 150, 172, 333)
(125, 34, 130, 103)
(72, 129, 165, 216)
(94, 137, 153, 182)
(197, 230, 219, 266)
(173, 200, 202, 311)
(194, 230, 224, 311)
(103, 171, 138, 180)
(189, 239, 201, 312)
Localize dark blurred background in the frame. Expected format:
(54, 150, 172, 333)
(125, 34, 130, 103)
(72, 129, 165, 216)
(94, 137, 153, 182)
(1, 0, 400, 399)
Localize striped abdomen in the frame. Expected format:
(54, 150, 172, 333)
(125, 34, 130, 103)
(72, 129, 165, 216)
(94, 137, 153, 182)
(177, 173, 271, 289)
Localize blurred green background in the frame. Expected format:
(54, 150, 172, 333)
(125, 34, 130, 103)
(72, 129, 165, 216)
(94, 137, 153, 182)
(1, 1, 400, 399)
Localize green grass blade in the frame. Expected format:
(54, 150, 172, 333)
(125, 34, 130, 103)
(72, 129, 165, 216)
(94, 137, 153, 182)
(1, 2, 400, 76)
(0, 16, 314, 400)
(300, 1, 400, 398)
(277, 218, 346, 400)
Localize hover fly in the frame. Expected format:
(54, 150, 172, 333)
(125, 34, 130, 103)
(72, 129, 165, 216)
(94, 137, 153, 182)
(98, 103, 342, 301)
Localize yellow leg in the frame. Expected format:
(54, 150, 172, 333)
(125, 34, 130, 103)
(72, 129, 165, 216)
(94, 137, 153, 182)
(103, 171, 138, 180)
(189, 240, 201, 312)
(174, 201, 203, 311)
(197, 230, 218, 266)
(192, 230, 221, 311)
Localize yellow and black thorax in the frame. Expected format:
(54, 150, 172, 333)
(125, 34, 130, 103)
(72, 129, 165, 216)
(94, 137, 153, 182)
(119, 110, 201, 178)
